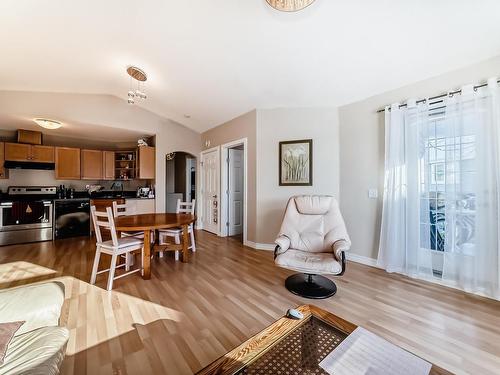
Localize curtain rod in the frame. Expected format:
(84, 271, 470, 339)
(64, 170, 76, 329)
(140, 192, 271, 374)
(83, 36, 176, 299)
(376, 78, 500, 113)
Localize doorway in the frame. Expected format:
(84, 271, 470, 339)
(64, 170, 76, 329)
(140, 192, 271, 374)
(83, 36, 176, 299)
(165, 151, 196, 213)
(220, 138, 247, 244)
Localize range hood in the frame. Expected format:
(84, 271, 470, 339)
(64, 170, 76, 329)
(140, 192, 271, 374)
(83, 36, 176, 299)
(4, 160, 55, 170)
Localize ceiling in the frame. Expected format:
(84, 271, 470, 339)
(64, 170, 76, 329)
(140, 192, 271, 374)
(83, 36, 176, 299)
(0, 113, 147, 143)
(1, 0, 500, 133)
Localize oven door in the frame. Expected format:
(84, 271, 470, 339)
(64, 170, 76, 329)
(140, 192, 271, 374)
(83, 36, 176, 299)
(0, 201, 53, 231)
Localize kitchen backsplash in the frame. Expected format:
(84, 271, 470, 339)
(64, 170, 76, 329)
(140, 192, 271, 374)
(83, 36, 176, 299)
(0, 169, 146, 192)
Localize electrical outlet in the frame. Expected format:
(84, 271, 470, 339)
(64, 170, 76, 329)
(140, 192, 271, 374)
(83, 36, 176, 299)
(368, 188, 378, 199)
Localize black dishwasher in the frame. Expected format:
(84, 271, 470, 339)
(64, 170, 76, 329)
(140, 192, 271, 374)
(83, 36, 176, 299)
(54, 199, 91, 239)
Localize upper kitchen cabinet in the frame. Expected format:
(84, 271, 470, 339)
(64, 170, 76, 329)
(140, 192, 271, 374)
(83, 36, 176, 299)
(81, 149, 103, 180)
(102, 151, 115, 180)
(55, 147, 81, 180)
(5, 143, 54, 163)
(31, 145, 55, 162)
(137, 146, 155, 179)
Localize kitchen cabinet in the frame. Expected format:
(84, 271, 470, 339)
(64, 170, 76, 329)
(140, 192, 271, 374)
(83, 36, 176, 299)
(0, 142, 7, 179)
(103, 151, 115, 180)
(55, 147, 81, 180)
(5, 143, 30, 161)
(115, 150, 136, 180)
(5, 143, 54, 163)
(31, 145, 55, 162)
(137, 146, 155, 179)
(17, 129, 42, 145)
(81, 149, 103, 180)
(126, 199, 155, 214)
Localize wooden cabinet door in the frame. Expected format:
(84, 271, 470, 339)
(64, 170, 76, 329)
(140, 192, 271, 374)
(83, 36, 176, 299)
(134, 199, 155, 214)
(31, 145, 55, 162)
(5, 143, 31, 161)
(137, 146, 155, 179)
(55, 147, 81, 180)
(102, 151, 115, 180)
(0, 142, 7, 179)
(81, 150, 103, 180)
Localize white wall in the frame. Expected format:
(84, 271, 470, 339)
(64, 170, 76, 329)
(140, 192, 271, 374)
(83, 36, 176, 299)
(256, 108, 340, 244)
(201, 110, 258, 241)
(339, 54, 500, 260)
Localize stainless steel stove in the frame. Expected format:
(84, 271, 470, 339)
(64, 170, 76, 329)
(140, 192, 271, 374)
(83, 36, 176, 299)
(0, 186, 57, 245)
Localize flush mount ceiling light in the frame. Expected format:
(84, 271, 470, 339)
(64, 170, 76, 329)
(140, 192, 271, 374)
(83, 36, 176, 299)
(33, 118, 62, 130)
(126, 66, 147, 105)
(266, 0, 316, 12)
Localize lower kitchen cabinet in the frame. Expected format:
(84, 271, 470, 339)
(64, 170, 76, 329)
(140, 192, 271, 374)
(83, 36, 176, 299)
(126, 199, 155, 215)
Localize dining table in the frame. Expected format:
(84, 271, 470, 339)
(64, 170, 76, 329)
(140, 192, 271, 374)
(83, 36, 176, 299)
(114, 213, 197, 280)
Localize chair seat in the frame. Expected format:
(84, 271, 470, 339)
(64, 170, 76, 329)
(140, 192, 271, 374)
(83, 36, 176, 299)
(100, 237, 144, 249)
(158, 225, 192, 235)
(275, 249, 342, 275)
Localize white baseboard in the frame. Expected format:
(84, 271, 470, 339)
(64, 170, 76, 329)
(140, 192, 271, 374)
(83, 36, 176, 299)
(346, 252, 380, 268)
(244, 241, 275, 251)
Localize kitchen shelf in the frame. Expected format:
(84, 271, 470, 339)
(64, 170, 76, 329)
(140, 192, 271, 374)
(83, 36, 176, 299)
(114, 150, 137, 180)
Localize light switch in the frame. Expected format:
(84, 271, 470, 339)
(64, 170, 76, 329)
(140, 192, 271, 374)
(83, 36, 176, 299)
(368, 188, 378, 199)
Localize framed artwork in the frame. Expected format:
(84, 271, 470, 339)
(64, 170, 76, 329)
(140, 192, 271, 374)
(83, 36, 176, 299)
(279, 139, 313, 186)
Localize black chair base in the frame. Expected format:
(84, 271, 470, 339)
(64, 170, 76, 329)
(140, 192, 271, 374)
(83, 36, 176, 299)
(285, 273, 337, 299)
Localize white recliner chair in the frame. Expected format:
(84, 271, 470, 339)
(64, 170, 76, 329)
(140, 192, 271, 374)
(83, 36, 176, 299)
(274, 195, 351, 299)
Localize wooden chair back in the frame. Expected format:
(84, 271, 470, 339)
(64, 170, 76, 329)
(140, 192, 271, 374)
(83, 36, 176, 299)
(112, 201, 129, 217)
(91, 206, 119, 247)
(176, 199, 196, 215)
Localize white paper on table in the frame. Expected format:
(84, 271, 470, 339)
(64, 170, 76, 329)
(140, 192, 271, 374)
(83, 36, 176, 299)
(319, 327, 432, 375)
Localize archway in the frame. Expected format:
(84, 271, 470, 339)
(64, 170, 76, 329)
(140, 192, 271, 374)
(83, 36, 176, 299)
(165, 151, 197, 213)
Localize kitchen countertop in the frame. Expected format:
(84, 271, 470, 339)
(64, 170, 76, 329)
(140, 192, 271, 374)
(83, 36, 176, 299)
(90, 196, 155, 200)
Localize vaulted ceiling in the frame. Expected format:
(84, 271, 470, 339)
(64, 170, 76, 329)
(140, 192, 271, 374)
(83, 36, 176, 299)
(1, 0, 500, 133)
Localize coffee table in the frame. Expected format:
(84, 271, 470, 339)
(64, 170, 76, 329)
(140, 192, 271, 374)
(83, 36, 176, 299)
(196, 305, 451, 375)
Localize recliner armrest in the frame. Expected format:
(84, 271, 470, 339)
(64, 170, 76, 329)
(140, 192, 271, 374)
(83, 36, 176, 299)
(275, 236, 290, 252)
(274, 236, 290, 259)
(332, 239, 350, 261)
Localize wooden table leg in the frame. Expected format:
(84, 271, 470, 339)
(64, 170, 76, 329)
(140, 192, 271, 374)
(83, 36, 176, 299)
(143, 229, 151, 279)
(181, 224, 189, 263)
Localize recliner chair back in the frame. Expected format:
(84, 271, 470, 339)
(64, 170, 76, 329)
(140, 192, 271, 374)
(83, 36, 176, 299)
(278, 195, 350, 253)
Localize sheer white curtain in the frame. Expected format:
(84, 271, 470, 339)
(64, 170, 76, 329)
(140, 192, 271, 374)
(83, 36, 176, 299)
(378, 78, 500, 300)
(377, 101, 434, 278)
(440, 79, 500, 299)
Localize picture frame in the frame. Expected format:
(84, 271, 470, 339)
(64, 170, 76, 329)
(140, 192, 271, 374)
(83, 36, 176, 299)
(279, 139, 313, 186)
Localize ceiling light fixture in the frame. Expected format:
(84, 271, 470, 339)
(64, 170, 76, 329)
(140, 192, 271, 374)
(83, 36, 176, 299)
(33, 118, 62, 130)
(266, 0, 316, 12)
(126, 66, 147, 105)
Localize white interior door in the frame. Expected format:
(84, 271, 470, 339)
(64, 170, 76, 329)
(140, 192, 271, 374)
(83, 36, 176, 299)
(228, 148, 243, 236)
(201, 148, 219, 234)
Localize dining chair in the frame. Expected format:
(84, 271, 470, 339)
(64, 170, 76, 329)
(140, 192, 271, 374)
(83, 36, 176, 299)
(112, 201, 144, 238)
(158, 199, 196, 260)
(90, 206, 144, 290)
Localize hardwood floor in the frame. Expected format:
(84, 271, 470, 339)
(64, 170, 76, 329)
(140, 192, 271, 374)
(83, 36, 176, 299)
(0, 231, 499, 375)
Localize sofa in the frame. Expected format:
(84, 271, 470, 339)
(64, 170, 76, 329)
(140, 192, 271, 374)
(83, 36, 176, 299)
(0, 282, 69, 375)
